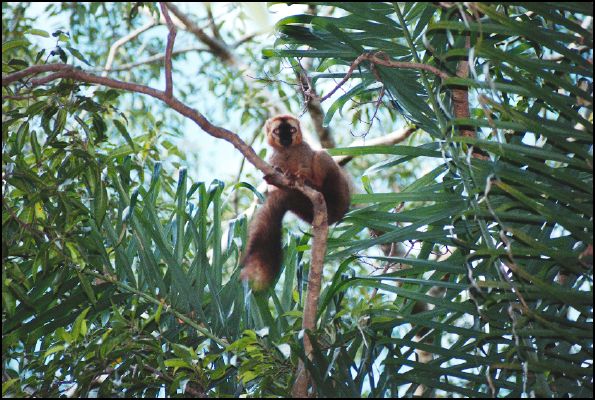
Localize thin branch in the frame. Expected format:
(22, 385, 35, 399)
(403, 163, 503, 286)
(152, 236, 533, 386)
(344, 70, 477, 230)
(205, 2, 222, 41)
(164, 2, 236, 65)
(295, 5, 337, 150)
(297, 62, 336, 148)
(143, 365, 207, 397)
(8, 64, 284, 178)
(319, 52, 450, 103)
(73, 265, 229, 348)
(159, 2, 177, 98)
(102, 20, 157, 77)
(100, 47, 209, 72)
(233, 32, 264, 48)
(1, 94, 37, 101)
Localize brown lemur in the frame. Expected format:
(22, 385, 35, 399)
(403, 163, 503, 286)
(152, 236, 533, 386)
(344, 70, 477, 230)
(241, 114, 352, 291)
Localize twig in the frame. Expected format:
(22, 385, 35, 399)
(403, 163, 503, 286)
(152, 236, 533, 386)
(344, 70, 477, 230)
(370, 226, 409, 299)
(233, 32, 263, 48)
(2, 64, 251, 167)
(1, 94, 37, 101)
(205, 2, 222, 41)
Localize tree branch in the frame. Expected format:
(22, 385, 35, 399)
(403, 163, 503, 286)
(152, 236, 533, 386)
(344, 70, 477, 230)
(295, 5, 337, 150)
(100, 46, 209, 72)
(164, 2, 236, 65)
(291, 185, 328, 398)
(319, 52, 450, 104)
(159, 2, 177, 98)
(143, 365, 207, 397)
(102, 20, 157, 77)
(297, 62, 336, 148)
(322, 46, 488, 160)
(451, 30, 489, 159)
(4, 63, 274, 176)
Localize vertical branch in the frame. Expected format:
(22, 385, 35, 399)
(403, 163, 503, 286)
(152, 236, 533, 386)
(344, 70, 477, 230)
(451, 30, 489, 159)
(297, 66, 336, 148)
(451, 33, 471, 127)
(160, 2, 177, 98)
(295, 4, 336, 148)
(291, 189, 328, 398)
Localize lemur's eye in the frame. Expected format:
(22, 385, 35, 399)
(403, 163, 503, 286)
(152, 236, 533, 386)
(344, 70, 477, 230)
(290, 127, 297, 133)
(273, 128, 279, 134)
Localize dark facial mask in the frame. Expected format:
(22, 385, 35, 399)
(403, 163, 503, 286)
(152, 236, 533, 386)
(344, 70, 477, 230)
(278, 120, 294, 147)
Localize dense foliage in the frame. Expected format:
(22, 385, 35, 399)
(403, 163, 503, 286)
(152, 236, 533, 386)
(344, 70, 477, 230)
(2, 2, 593, 397)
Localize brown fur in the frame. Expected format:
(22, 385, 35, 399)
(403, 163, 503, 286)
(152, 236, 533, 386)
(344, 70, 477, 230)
(241, 114, 351, 290)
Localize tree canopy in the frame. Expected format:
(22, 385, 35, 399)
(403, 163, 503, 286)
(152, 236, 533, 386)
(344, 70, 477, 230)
(2, 2, 593, 398)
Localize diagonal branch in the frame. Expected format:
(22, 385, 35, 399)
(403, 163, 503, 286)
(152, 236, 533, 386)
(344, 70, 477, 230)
(3, 63, 277, 185)
(164, 2, 236, 65)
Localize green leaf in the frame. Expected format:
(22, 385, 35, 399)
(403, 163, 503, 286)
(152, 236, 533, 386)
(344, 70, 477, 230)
(113, 119, 137, 151)
(43, 345, 65, 358)
(26, 28, 50, 38)
(2, 39, 30, 52)
(65, 45, 91, 66)
(94, 180, 108, 227)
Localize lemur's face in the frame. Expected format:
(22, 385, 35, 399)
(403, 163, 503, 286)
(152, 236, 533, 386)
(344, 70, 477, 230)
(266, 115, 302, 149)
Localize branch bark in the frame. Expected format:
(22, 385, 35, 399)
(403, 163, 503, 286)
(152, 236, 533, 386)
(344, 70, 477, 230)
(451, 33, 488, 159)
(291, 190, 328, 397)
(298, 66, 336, 148)
(159, 2, 177, 98)
(296, 4, 337, 149)
(290, 186, 328, 398)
